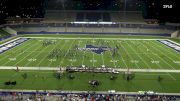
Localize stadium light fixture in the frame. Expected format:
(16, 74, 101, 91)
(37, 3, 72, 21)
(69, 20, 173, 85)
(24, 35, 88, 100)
(71, 22, 117, 24)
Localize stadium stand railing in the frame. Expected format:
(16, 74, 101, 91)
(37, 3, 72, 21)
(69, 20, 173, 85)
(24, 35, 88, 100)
(7, 23, 179, 30)
(3, 22, 179, 37)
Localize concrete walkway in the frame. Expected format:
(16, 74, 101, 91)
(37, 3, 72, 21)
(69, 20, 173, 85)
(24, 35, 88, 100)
(1, 66, 180, 73)
(20, 36, 167, 40)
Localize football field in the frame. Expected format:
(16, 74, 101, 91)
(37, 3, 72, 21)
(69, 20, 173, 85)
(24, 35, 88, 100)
(0, 70, 180, 92)
(0, 36, 179, 70)
(0, 35, 180, 92)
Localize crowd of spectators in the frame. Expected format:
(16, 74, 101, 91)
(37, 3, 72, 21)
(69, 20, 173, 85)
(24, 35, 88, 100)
(0, 91, 178, 101)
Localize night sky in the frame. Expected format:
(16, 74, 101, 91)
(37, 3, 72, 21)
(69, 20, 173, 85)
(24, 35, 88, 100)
(140, 0, 179, 22)
(47, 0, 139, 11)
(0, 0, 179, 23)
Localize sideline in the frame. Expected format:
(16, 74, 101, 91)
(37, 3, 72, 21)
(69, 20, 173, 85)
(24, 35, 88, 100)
(0, 89, 180, 96)
(1, 66, 180, 73)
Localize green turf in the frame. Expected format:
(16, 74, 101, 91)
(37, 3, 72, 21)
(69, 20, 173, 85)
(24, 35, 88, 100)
(170, 38, 180, 44)
(0, 29, 10, 38)
(0, 34, 180, 92)
(0, 70, 180, 93)
(0, 37, 179, 69)
(0, 29, 17, 44)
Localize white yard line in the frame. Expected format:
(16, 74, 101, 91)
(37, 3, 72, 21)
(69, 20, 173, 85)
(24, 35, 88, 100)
(0, 38, 20, 47)
(13, 42, 42, 66)
(110, 40, 117, 68)
(166, 73, 176, 81)
(101, 53, 105, 66)
(127, 40, 151, 69)
(25, 44, 52, 67)
(91, 38, 96, 67)
(137, 41, 160, 69)
(150, 46, 177, 80)
(32, 40, 60, 67)
(167, 39, 180, 46)
(119, 41, 140, 69)
(92, 49, 95, 67)
(151, 41, 179, 64)
(112, 40, 128, 69)
(70, 40, 78, 66)
(142, 41, 176, 80)
(47, 40, 65, 67)
(101, 40, 110, 67)
(2, 40, 39, 66)
(81, 40, 88, 66)
(149, 41, 176, 70)
(81, 51, 86, 66)
(58, 40, 75, 66)
(0, 38, 30, 57)
(156, 40, 180, 59)
(36, 40, 62, 67)
(0, 39, 33, 61)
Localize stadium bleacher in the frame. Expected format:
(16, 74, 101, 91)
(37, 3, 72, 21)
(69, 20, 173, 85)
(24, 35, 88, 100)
(86, 12, 102, 21)
(8, 22, 176, 37)
(103, 13, 111, 22)
(76, 12, 85, 21)
(0, 90, 179, 101)
(76, 12, 111, 22)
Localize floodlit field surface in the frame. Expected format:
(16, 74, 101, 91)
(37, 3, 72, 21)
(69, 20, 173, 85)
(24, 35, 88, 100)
(0, 34, 180, 92)
(0, 36, 179, 69)
(0, 70, 180, 92)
